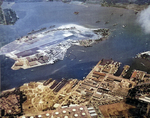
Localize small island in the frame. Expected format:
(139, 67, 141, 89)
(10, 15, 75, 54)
(0, 24, 110, 70)
(1, 0, 150, 117)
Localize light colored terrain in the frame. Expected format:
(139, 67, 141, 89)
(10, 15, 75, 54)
(0, 24, 110, 70)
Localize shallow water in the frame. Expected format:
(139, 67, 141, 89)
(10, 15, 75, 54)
(1, 2, 150, 91)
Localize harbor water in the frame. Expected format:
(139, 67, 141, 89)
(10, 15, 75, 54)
(1, 1, 150, 91)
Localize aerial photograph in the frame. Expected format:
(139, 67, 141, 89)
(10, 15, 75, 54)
(0, 0, 150, 117)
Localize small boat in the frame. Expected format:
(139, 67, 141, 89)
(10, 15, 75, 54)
(74, 12, 79, 15)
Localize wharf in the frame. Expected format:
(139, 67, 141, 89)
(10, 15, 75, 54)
(0, 24, 110, 70)
(120, 65, 130, 78)
(1, 59, 150, 117)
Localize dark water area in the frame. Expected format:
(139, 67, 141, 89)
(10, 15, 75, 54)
(1, 2, 150, 91)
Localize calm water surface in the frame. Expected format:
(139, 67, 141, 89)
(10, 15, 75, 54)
(1, 2, 150, 91)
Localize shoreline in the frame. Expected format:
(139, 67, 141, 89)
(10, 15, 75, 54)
(0, 0, 149, 26)
(1, 59, 150, 117)
(1, 1, 150, 116)
(101, 2, 149, 12)
(3, 0, 150, 101)
(0, 24, 110, 70)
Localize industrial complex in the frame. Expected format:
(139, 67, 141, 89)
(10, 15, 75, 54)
(1, 1, 150, 117)
(1, 59, 150, 117)
(0, 25, 110, 70)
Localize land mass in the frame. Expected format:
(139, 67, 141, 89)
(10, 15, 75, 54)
(0, 1, 18, 25)
(137, 51, 150, 61)
(101, 1, 149, 12)
(1, 1, 150, 117)
(1, 59, 150, 117)
(0, 24, 110, 70)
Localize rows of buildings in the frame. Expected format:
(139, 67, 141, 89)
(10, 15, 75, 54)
(0, 25, 109, 70)
(1, 59, 150, 117)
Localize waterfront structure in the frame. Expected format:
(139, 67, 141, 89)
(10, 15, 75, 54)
(0, 25, 110, 70)
(0, 59, 150, 117)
